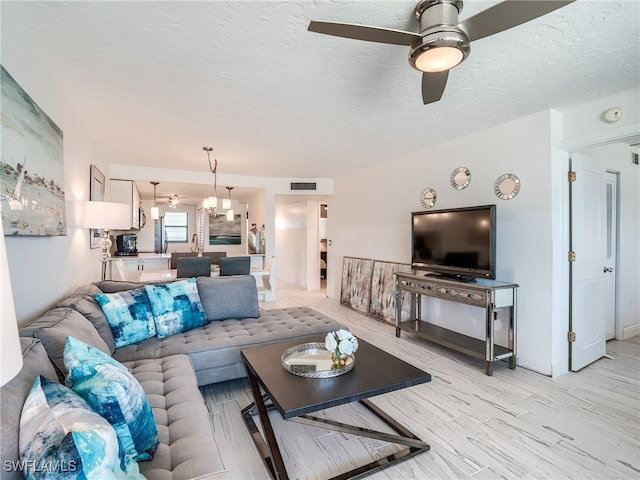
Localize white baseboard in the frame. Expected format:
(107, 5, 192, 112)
(621, 324, 640, 340)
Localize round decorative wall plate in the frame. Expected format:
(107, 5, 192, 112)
(420, 188, 437, 208)
(450, 167, 471, 190)
(494, 173, 520, 200)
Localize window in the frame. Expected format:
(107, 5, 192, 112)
(164, 212, 188, 242)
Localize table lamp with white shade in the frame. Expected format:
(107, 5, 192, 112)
(1, 227, 23, 386)
(83, 201, 131, 281)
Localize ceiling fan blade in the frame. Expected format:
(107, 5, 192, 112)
(459, 0, 575, 42)
(422, 71, 449, 105)
(308, 21, 420, 46)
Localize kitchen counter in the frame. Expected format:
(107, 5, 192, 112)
(108, 254, 171, 280)
(110, 253, 172, 260)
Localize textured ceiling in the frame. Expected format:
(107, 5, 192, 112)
(3, 0, 639, 202)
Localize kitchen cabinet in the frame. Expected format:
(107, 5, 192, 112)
(111, 179, 141, 229)
(109, 254, 171, 281)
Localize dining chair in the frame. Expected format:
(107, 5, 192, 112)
(257, 256, 277, 301)
(200, 251, 227, 266)
(176, 257, 212, 278)
(219, 256, 251, 276)
(170, 252, 197, 269)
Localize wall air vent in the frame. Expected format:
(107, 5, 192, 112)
(290, 182, 317, 191)
(631, 151, 639, 166)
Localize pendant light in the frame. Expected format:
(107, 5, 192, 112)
(225, 187, 234, 221)
(203, 147, 218, 214)
(150, 181, 160, 220)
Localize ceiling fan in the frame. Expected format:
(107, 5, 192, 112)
(308, 0, 575, 104)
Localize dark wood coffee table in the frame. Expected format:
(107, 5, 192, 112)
(241, 337, 431, 480)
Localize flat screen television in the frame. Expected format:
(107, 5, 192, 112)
(411, 205, 496, 281)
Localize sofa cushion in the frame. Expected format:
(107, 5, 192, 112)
(113, 306, 346, 385)
(1, 338, 58, 480)
(64, 337, 159, 462)
(19, 375, 143, 480)
(121, 354, 224, 479)
(94, 280, 148, 293)
(94, 288, 157, 347)
(19, 307, 110, 378)
(196, 275, 260, 321)
(144, 278, 208, 339)
(57, 284, 116, 354)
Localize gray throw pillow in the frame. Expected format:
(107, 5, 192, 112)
(196, 275, 260, 321)
(19, 308, 110, 378)
(57, 285, 116, 354)
(1, 338, 59, 480)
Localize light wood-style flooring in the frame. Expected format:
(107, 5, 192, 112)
(200, 282, 640, 480)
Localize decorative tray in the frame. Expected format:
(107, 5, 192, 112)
(281, 342, 355, 378)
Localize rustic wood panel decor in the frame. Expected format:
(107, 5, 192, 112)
(369, 260, 412, 324)
(340, 256, 374, 315)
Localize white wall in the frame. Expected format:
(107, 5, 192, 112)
(1, 62, 107, 324)
(246, 190, 266, 236)
(275, 202, 309, 288)
(329, 111, 556, 374)
(327, 87, 639, 377)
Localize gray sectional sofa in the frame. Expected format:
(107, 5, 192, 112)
(1, 275, 344, 479)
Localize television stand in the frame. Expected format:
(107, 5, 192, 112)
(395, 272, 518, 376)
(424, 273, 477, 283)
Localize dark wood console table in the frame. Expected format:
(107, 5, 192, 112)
(395, 272, 518, 376)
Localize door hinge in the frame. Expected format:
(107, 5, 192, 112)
(568, 171, 576, 182)
(568, 251, 576, 262)
(568, 331, 576, 342)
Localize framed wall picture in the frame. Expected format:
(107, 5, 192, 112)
(209, 213, 241, 245)
(1, 65, 66, 236)
(89, 164, 105, 248)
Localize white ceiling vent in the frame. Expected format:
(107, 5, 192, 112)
(290, 182, 317, 191)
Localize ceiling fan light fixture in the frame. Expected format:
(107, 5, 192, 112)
(409, 29, 469, 73)
(414, 45, 463, 72)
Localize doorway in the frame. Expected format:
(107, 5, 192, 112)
(320, 204, 328, 291)
(569, 152, 620, 371)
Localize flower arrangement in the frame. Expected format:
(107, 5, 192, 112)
(325, 329, 358, 367)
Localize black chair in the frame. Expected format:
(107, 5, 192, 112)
(200, 251, 227, 266)
(176, 257, 212, 278)
(170, 252, 197, 269)
(219, 256, 251, 276)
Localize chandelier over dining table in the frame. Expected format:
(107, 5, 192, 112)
(202, 146, 234, 219)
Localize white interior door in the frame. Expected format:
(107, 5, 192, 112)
(604, 171, 618, 340)
(570, 152, 607, 371)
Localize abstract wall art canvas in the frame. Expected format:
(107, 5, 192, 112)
(340, 256, 374, 315)
(209, 214, 241, 245)
(1, 65, 66, 236)
(369, 261, 412, 324)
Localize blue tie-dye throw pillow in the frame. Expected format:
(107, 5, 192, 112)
(19, 375, 143, 480)
(94, 287, 156, 347)
(64, 337, 159, 462)
(144, 278, 208, 339)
